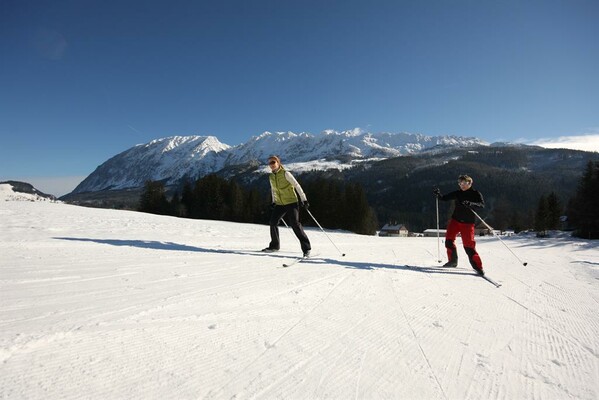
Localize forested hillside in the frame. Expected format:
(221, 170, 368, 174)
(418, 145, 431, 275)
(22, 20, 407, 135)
(297, 146, 597, 233)
(66, 145, 597, 235)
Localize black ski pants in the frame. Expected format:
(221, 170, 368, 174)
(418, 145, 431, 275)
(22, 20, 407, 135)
(269, 203, 311, 253)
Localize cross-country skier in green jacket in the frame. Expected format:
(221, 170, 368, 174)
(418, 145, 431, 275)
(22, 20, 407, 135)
(262, 155, 311, 257)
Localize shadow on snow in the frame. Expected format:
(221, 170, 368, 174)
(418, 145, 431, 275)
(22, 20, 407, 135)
(53, 236, 478, 275)
(54, 237, 304, 260)
(310, 257, 476, 276)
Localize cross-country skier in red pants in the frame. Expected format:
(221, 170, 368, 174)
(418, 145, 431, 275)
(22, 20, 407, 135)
(433, 175, 485, 275)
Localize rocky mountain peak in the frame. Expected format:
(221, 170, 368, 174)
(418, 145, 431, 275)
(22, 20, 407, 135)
(70, 130, 488, 194)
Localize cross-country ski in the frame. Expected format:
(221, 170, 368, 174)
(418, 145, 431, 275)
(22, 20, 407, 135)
(281, 253, 320, 268)
(431, 264, 502, 287)
(478, 272, 502, 287)
(282, 256, 307, 268)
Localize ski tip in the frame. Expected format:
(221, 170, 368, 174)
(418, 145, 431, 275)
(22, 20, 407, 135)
(482, 276, 502, 288)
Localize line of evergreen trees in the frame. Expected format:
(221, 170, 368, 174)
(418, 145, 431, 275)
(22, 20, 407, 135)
(179, 175, 263, 223)
(300, 178, 378, 235)
(567, 160, 599, 239)
(532, 160, 599, 238)
(138, 175, 379, 235)
(139, 176, 264, 223)
(139, 160, 597, 238)
(341, 146, 597, 234)
(533, 192, 562, 236)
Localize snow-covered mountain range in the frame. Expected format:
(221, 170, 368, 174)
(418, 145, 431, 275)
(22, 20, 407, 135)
(72, 130, 487, 193)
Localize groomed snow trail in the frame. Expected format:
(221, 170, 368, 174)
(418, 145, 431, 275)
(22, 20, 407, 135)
(1, 201, 598, 399)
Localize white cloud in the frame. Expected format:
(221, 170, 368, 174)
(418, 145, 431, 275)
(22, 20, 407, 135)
(529, 133, 599, 152)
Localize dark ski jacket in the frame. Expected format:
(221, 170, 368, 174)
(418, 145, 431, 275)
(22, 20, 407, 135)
(440, 188, 484, 224)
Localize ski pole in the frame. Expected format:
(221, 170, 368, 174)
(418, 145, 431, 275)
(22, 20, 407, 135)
(467, 206, 528, 266)
(280, 217, 304, 244)
(305, 209, 346, 257)
(435, 197, 442, 263)
(280, 218, 294, 240)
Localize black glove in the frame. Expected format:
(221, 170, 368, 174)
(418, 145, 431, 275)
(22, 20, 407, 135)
(461, 200, 472, 207)
(270, 202, 276, 210)
(301, 201, 310, 209)
(433, 188, 441, 198)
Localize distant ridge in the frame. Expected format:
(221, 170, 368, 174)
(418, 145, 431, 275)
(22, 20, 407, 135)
(0, 181, 57, 201)
(71, 130, 487, 193)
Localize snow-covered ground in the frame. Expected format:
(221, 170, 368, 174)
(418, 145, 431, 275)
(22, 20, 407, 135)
(1, 199, 598, 399)
(0, 183, 59, 203)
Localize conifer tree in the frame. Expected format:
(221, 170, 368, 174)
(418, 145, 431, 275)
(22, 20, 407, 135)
(139, 181, 170, 215)
(344, 183, 378, 235)
(169, 191, 186, 217)
(328, 181, 345, 230)
(193, 174, 225, 220)
(509, 210, 526, 233)
(180, 181, 194, 217)
(534, 195, 548, 235)
(490, 196, 511, 231)
(546, 192, 562, 230)
(244, 188, 263, 223)
(227, 180, 245, 222)
(568, 161, 599, 239)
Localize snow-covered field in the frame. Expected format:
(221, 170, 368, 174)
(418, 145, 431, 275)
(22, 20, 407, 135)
(1, 197, 598, 399)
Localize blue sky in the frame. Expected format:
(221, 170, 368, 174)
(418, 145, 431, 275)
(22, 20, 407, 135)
(1, 0, 598, 195)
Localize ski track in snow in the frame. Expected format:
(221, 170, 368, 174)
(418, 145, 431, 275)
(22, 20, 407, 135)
(1, 201, 598, 399)
(210, 272, 352, 399)
(386, 271, 448, 400)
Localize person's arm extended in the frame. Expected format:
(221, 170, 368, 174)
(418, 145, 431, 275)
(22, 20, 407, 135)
(463, 192, 484, 208)
(285, 171, 307, 202)
(440, 190, 457, 202)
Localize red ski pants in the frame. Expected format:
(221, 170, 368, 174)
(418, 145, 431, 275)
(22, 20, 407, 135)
(445, 218, 483, 270)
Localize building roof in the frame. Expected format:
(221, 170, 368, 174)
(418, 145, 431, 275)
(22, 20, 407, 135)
(381, 224, 408, 231)
(423, 229, 446, 233)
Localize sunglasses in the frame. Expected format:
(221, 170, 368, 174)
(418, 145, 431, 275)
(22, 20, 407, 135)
(268, 160, 277, 165)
